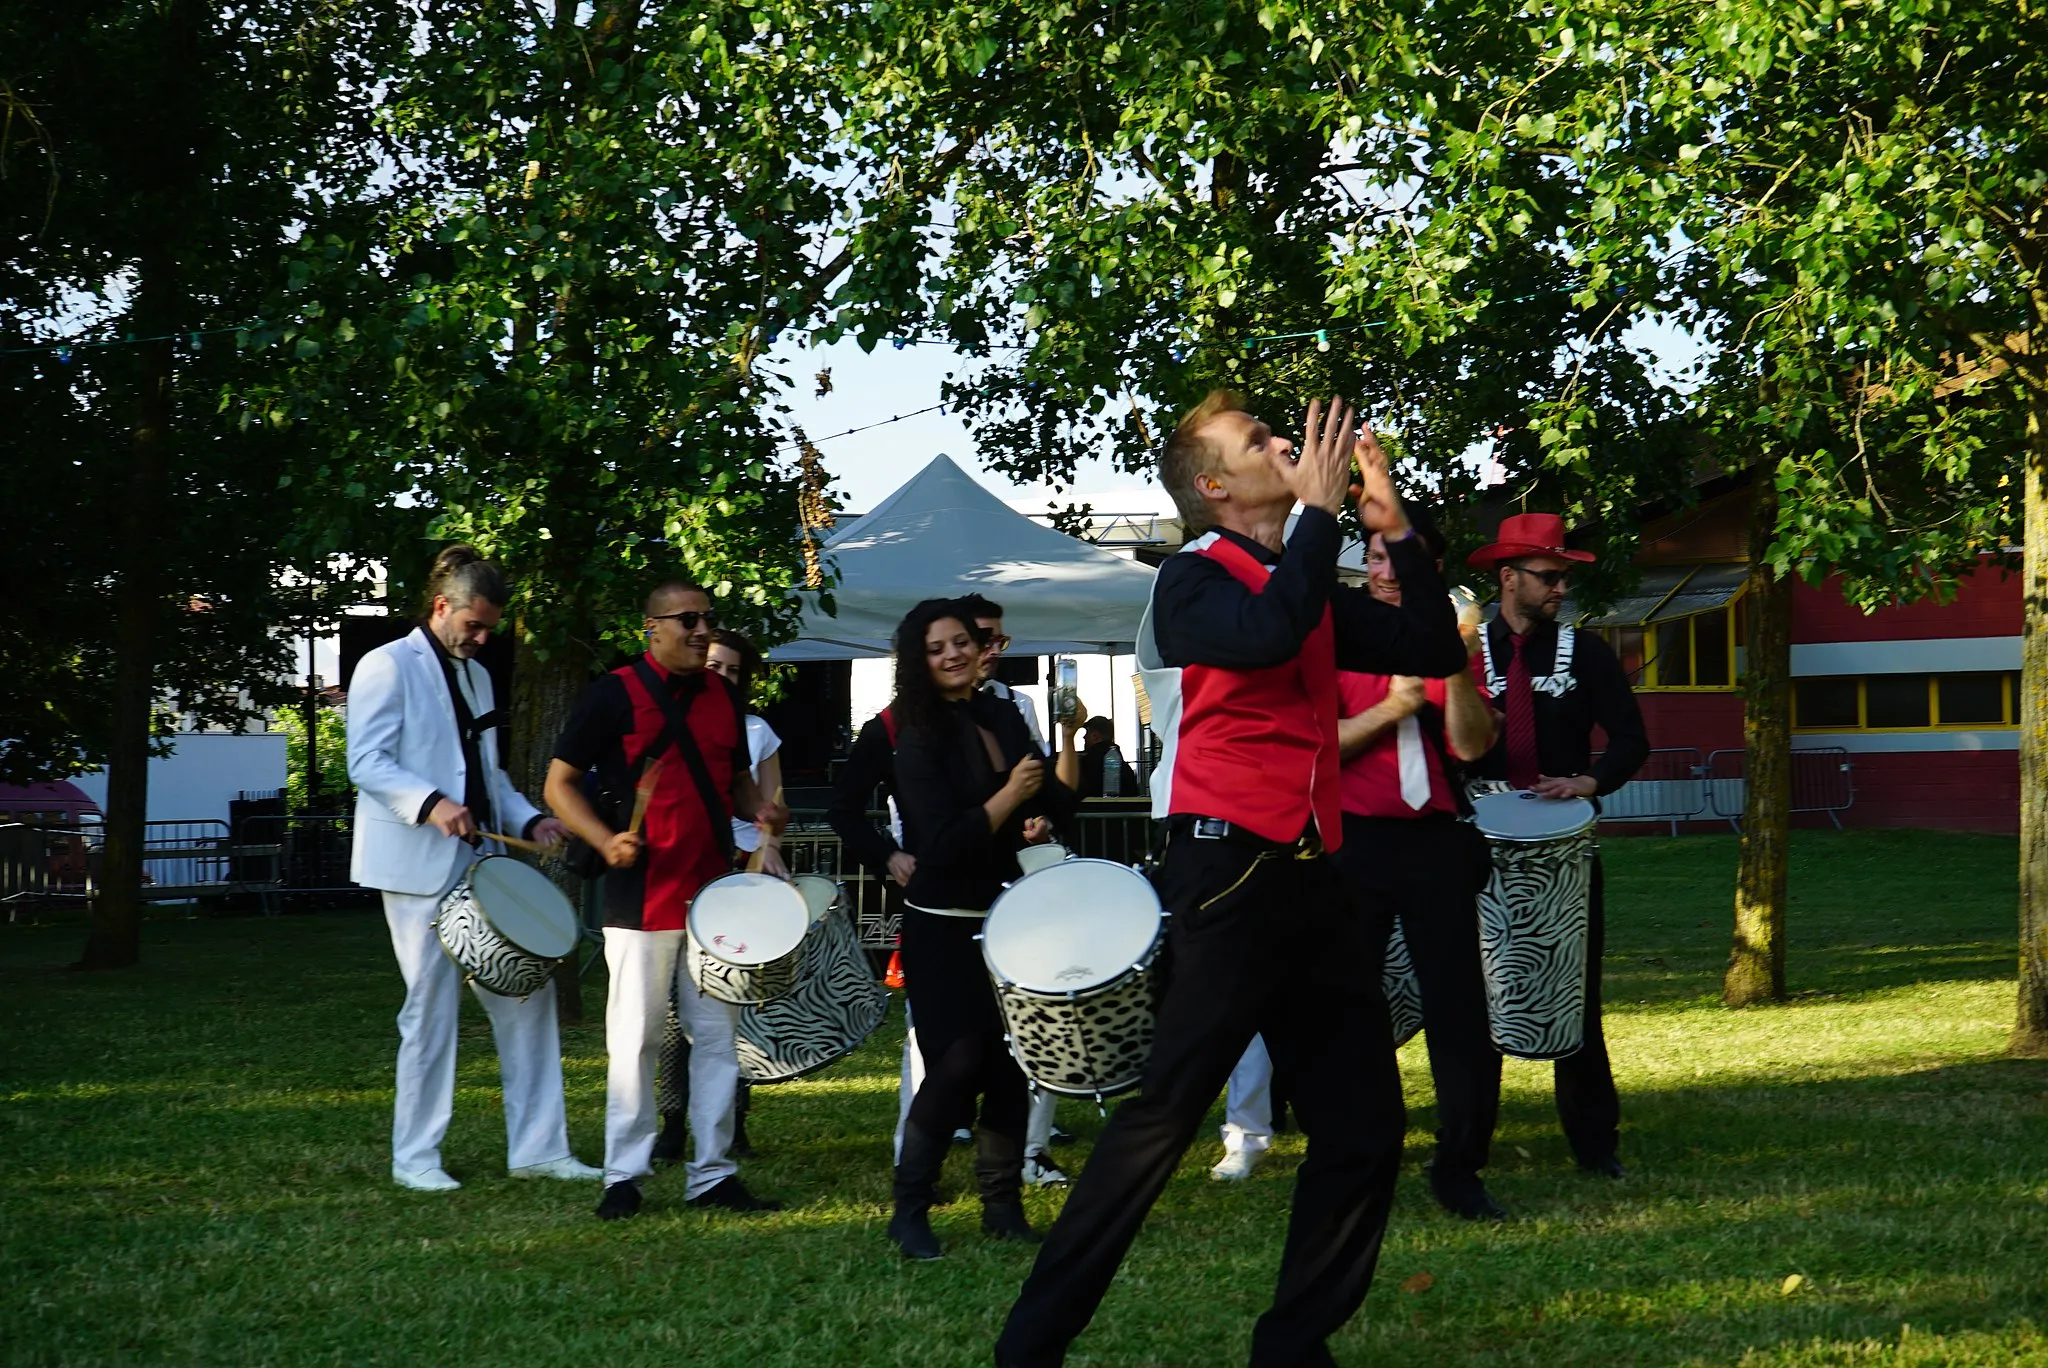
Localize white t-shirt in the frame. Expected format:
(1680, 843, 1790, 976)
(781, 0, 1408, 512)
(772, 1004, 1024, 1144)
(984, 679, 1047, 754)
(731, 714, 783, 853)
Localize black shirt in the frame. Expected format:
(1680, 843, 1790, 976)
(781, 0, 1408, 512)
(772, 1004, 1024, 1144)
(894, 692, 1080, 912)
(1077, 741, 1129, 799)
(827, 713, 903, 878)
(1472, 617, 1650, 796)
(421, 627, 495, 831)
(1150, 508, 1467, 677)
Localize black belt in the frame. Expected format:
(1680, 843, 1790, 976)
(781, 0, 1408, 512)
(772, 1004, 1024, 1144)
(1167, 814, 1324, 859)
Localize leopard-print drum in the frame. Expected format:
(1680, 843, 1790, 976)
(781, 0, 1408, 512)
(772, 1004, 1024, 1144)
(980, 859, 1165, 1100)
(434, 855, 580, 999)
(687, 872, 809, 1006)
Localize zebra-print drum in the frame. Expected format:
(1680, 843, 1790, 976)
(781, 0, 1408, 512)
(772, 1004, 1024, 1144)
(1472, 792, 1596, 1060)
(981, 859, 1164, 1100)
(686, 872, 809, 1006)
(434, 855, 579, 999)
(1382, 917, 1424, 1048)
(736, 878, 888, 1083)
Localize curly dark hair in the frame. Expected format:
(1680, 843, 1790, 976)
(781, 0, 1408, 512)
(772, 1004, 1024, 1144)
(891, 598, 988, 735)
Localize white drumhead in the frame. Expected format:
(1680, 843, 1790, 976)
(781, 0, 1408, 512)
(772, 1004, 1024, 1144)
(793, 874, 839, 925)
(469, 856, 579, 958)
(1015, 843, 1069, 876)
(689, 873, 809, 964)
(1472, 792, 1596, 842)
(983, 859, 1161, 994)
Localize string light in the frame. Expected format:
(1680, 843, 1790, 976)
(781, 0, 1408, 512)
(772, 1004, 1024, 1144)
(0, 321, 257, 358)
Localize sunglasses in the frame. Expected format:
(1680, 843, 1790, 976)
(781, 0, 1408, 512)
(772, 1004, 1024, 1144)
(983, 634, 1013, 652)
(648, 609, 720, 631)
(1511, 566, 1572, 588)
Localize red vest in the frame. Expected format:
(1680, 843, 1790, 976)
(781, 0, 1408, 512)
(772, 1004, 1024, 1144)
(612, 658, 740, 932)
(1148, 535, 1345, 849)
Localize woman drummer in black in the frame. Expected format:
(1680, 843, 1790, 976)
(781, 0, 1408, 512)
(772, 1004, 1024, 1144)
(887, 597, 1079, 1260)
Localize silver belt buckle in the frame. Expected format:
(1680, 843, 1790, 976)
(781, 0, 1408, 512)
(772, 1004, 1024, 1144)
(1192, 817, 1230, 840)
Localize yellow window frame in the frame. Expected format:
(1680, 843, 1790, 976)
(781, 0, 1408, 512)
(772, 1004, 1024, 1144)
(1791, 672, 2019, 732)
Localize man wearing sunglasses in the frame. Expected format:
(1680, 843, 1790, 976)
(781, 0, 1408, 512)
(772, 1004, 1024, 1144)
(546, 580, 788, 1221)
(1468, 512, 1648, 1181)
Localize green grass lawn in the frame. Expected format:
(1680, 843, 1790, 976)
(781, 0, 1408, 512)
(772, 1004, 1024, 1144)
(4, 830, 2045, 1367)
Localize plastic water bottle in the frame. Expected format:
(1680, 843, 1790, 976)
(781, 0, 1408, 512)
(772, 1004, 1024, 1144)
(1102, 747, 1126, 797)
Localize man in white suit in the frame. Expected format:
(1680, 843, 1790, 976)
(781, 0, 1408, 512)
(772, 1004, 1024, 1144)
(347, 545, 599, 1192)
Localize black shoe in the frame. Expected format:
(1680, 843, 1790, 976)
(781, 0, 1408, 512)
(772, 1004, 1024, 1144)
(595, 1180, 643, 1221)
(1047, 1123, 1073, 1146)
(1578, 1155, 1628, 1179)
(1425, 1160, 1509, 1222)
(687, 1176, 783, 1213)
(889, 1206, 943, 1260)
(981, 1201, 1042, 1243)
(650, 1113, 687, 1166)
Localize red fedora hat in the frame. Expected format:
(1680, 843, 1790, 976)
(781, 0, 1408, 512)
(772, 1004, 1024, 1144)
(1467, 512, 1597, 569)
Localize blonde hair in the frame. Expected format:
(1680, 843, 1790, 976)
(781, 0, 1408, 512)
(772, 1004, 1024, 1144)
(1160, 389, 1243, 531)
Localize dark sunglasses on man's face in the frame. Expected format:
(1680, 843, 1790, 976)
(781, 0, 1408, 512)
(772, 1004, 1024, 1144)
(649, 609, 720, 631)
(1513, 566, 1572, 589)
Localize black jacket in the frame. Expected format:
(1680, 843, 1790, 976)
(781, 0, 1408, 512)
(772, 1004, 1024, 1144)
(1150, 509, 1468, 678)
(1472, 617, 1650, 795)
(826, 713, 902, 878)
(894, 692, 1079, 912)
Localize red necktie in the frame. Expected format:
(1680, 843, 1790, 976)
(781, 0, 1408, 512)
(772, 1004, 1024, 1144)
(1505, 632, 1541, 789)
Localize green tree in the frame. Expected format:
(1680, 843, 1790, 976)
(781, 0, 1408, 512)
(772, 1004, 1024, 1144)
(0, 0, 384, 967)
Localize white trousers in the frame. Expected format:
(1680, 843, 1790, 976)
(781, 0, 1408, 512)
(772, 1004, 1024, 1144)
(1220, 1033, 1275, 1154)
(893, 1004, 1058, 1161)
(382, 889, 573, 1175)
(603, 928, 739, 1197)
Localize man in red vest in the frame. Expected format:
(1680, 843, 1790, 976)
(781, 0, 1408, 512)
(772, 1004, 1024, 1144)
(546, 580, 788, 1222)
(996, 392, 1468, 1368)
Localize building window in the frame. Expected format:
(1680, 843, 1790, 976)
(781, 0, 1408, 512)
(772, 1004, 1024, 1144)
(1793, 672, 2019, 730)
(1601, 604, 1736, 691)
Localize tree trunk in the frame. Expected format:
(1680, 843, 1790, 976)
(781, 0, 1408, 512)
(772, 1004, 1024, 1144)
(77, 336, 172, 971)
(1726, 473, 1791, 1006)
(2014, 325, 2048, 1056)
(509, 625, 596, 1023)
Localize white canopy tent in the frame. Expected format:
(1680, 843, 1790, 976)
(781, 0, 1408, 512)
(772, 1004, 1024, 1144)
(771, 455, 1158, 661)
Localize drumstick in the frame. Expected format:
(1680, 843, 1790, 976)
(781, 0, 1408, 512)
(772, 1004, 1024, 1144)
(628, 755, 664, 837)
(480, 830, 557, 857)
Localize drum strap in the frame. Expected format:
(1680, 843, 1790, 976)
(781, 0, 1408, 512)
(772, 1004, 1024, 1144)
(628, 660, 737, 862)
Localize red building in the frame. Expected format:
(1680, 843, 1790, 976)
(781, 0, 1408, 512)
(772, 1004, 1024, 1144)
(1581, 483, 2020, 834)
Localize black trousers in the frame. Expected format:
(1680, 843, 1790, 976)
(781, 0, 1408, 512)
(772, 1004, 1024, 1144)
(1339, 814, 1500, 1182)
(899, 908, 1029, 1152)
(996, 830, 1405, 1368)
(1554, 856, 1619, 1164)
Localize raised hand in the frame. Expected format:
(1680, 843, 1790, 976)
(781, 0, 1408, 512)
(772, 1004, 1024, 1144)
(1270, 396, 1357, 515)
(1353, 422, 1411, 538)
(1006, 755, 1045, 803)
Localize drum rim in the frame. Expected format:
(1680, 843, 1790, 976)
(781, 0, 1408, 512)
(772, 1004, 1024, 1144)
(982, 857, 1164, 996)
(460, 855, 579, 959)
(688, 870, 809, 967)
(1470, 793, 1597, 842)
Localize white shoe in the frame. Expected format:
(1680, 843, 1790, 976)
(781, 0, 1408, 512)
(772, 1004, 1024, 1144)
(1210, 1148, 1264, 1182)
(1023, 1151, 1069, 1187)
(392, 1166, 462, 1192)
(510, 1155, 604, 1181)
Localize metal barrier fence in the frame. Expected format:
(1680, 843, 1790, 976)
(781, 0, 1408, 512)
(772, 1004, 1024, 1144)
(1704, 747, 1856, 830)
(1593, 748, 1708, 835)
(0, 822, 97, 910)
(233, 814, 364, 907)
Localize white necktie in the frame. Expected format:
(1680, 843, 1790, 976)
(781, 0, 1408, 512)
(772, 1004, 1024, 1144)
(1396, 714, 1430, 810)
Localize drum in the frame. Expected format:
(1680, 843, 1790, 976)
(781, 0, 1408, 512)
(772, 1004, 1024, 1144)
(686, 872, 809, 1005)
(736, 877, 889, 1083)
(1015, 842, 1069, 876)
(434, 855, 579, 999)
(1472, 792, 1596, 1060)
(1382, 917, 1424, 1048)
(980, 859, 1164, 1099)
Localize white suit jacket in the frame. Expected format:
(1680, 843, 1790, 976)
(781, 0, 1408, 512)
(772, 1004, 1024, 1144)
(346, 629, 542, 897)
